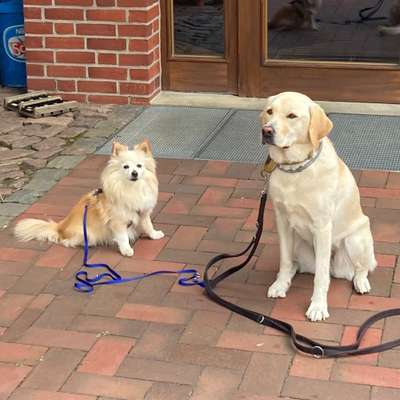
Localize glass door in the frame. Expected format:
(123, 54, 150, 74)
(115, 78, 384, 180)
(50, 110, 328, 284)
(161, 0, 238, 93)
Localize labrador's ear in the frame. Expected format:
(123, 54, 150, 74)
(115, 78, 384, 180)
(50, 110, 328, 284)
(134, 139, 152, 155)
(112, 142, 128, 156)
(308, 103, 333, 149)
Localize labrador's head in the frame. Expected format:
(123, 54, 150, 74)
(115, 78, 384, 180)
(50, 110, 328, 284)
(260, 92, 332, 155)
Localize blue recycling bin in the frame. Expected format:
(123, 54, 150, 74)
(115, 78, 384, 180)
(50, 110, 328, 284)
(0, 0, 26, 87)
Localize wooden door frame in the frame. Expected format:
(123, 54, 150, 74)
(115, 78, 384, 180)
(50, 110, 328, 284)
(239, 0, 400, 103)
(160, 0, 238, 94)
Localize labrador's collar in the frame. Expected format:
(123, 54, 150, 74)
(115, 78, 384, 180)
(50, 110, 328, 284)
(276, 141, 323, 173)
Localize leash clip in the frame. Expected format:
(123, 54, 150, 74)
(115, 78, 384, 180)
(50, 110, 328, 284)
(312, 346, 325, 359)
(258, 315, 265, 324)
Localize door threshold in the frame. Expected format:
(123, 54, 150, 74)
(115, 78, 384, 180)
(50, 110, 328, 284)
(151, 91, 400, 116)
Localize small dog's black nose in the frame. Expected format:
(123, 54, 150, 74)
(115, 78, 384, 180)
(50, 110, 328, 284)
(262, 126, 275, 145)
(131, 171, 138, 178)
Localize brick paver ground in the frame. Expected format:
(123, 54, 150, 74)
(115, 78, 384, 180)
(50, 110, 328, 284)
(0, 154, 399, 399)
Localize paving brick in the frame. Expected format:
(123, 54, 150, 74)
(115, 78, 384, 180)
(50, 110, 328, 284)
(117, 357, 202, 385)
(197, 187, 233, 206)
(166, 226, 207, 251)
(378, 350, 400, 369)
(179, 310, 229, 346)
(127, 275, 175, 305)
(0, 364, 32, 399)
(199, 160, 230, 177)
(157, 248, 217, 265)
(369, 268, 393, 297)
(217, 331, 291, 355)
(203, 218, 243, 241)
(19, 327, 97, 350)
(0, 342, 47, 365)
(239, 353, 290, 396)
(133, 237, 169, 260)
(371, 387, 400, 400)
(191, 366, 243, 400)
(35, 245, 78, 269)
(387, 173, 400, 189)
(78, 336, 135, 376)
(83, 286, 134, 317)
(170, 343, 251, 371)
(155, 213, 215, 227)
(131, 323, 184, 361)
(0, 247, 40, 263)
(117, 303, 191, 325)
(33, 295, 89, 330)
(174, 160, 206, 176)
(9, 388, 96, 400)
(69, 315, 147, 338)
(348, 294, 400, 311)
(332, 363, 400, 388)
(0, 294, 34, 326)
(9, 267, 58, 295)
(144, 382, 192, 400)
(29, 294, 55, 310)
(372, 220, 400, 242)
(161, 194, 200, 214)
(0, 308, 42, 342)
(282, 376, 370, 400)
(62, 372, 152, 399)
(22, 348, 83, 390)
(191, 205, 251, 219)
(359, 171, 388, 188)
(183, 176, 238, 188)
(376, 254, 397, 268)
(290, 355, 334, 380)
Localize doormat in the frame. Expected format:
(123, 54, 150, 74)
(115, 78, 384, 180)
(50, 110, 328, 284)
(96, 107, 400, 171)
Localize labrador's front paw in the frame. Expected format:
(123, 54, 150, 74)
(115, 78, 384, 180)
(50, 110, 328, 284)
(149, 230, 164, 240)
(306, 301, 329, 321)
(353, 275, 371, 294)
(119, 245, 134, 257)
(267, 280, 289, 298)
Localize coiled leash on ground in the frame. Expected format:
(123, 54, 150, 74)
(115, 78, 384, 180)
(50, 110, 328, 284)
(74, 205, 205, 293)
(75, 158, 400, 358)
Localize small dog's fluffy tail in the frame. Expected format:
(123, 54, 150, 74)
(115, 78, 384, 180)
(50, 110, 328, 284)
(378, 25, 400, 35)
(14, 219, 60, 243)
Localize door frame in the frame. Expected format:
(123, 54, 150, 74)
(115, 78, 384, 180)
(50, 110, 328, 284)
(160, 0, 238, 94)
(161, 0, 400, 103)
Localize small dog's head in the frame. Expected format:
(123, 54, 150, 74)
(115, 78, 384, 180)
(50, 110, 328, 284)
(105, 140, 156, 184)
(260, 91, 332, 152)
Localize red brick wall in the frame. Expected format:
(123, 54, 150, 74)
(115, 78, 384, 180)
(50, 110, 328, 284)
(23, 0, 161, 105)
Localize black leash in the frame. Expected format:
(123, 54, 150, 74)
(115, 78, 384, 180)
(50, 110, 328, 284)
(203, 165, 400, 358)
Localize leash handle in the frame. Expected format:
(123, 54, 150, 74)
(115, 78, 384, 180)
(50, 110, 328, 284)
(203, 176, 400, 358)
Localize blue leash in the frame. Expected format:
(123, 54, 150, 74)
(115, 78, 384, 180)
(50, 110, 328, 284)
(74, 205, 204, 293)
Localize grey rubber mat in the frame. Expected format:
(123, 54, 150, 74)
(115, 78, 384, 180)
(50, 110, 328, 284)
(96, 106, 400, 171)
(329, 113, 400, 171)
(96, 106, 232, 159)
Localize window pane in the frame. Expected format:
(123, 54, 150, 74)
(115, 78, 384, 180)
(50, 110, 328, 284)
(266, 0, 399, 63)
(173, 0, 225, 57)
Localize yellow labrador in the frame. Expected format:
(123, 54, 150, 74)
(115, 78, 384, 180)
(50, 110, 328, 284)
(260, 92, 376, 321)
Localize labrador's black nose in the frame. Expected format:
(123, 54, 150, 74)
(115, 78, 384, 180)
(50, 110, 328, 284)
(262, 125, 275, 145)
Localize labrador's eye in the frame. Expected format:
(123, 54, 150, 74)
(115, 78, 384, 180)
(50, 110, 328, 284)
(287, 113, 297, 119)
(123, 165, 129, 169)
(137, 164, 142, 168)
(267, 109, 273, 115)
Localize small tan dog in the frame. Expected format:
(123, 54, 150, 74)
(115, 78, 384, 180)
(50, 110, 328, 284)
(15, 140, 164, 257)
(260, 92, 376, 321)
(269, 0, 322, 31)
(378, 0, 400, 35)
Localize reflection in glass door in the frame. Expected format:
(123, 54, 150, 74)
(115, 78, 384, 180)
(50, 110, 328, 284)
(266, 0, 399, 64)
(172, 0, 225, 57)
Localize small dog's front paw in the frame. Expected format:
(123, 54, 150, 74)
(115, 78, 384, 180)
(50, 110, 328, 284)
(353, 275, 371, 294)
(267, 280, 288, 298)
(150, 230, 164, 240)
(120, 246, 134, 257)
(306, 301, 329, 322)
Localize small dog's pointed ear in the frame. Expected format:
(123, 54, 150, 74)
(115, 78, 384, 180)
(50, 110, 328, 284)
(134, 139, 152, 155)
(308, 103, 333, 149)
(112, 141, 128, 156)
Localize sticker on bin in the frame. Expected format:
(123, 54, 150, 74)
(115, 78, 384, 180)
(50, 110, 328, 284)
(3, 24, 25, 62)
